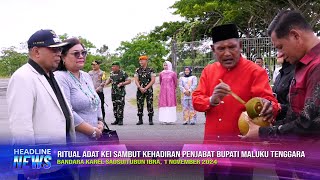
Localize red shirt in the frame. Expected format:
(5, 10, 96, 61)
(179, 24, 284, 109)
(192, 57, 279, 142)
(289, 43, 320, 113)
(279, 42, 320, 137)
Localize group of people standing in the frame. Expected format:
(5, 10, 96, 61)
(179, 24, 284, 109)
(86, 52, 199, 126)
(87, 55, 199, 126)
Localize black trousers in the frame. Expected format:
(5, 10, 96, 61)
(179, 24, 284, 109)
(97, 91, 105, 119)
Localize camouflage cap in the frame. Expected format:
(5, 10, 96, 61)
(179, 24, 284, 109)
(112, 61, 120, 66)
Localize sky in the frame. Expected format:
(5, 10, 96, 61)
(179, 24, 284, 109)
(0, 0, 183, 52)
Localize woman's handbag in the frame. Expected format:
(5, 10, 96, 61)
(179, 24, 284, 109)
(98, 120, 119, 144)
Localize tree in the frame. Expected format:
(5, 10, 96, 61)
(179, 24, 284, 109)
(59, 33, 69, 41)
(149, 21, 187, 42)
(116, 33, 169, 73)
(170, 0, 320, 39)
(0, 47, 28, 76)
(0, 34, 112, 77)
(78, 36, 96, 50)
(83, 54, 107, 72)
(96, 44, 109, 56)
(58, 33, 96, 52)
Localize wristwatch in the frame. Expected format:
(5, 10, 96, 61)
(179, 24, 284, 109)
(270, 125, 283, 137)
(209, 96, 220, 106)
(277, 125, 283, 134)
(91, 128, 97, 138)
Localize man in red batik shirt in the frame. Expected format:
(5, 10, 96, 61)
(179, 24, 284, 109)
(243, 10, 320, 180)
(192, 24, 279, 142)
(244, 10, 320, 140)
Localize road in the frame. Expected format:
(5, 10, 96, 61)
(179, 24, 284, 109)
(0, 78, 11, 144)
(103, 77, 206, 145)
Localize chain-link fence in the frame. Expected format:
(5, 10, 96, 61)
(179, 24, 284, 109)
(171, 39, 212, 77)
(171, 37, 278, 79)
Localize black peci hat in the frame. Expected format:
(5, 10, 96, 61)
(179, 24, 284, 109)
(211, 24, 239, 43)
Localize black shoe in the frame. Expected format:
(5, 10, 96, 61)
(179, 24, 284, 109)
(136, 116, 143, 125)
(149, 116, 154, 125)
(111, 119, 118, 125)
(118, 118, 123, 126)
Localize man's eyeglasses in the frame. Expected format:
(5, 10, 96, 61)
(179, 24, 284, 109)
(69, 50, 87, 59)
(91, 63, 98, 66)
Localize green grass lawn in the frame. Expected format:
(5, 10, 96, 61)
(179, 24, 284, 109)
(0, 75, 10, 78)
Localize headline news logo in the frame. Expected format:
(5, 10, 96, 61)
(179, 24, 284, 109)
(13, 148, 52, 169)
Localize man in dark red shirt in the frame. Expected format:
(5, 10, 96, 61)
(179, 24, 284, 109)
(243, 10, 320, 140)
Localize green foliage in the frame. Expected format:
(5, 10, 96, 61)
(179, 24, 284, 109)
(176, 52, 210, 77)
(125, 64, 136, 77)
(149, 21, 188, 42)
(83, 54, 107, 72)
(0, 32, 169, 78)
(58, 34, 96, 52)
(78, 36, 96, 50)
(170, 0, 320, 39)
(116, 33, 169, 74)
(8, 0, 319, 78)
(0, 47, 28, 76)
(96, 44, 109, 56)
(59, 33, 69, 41)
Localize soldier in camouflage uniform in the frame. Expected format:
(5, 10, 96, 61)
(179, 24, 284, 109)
(105, 61, 131, 125)
(134, 55, 156, 125)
